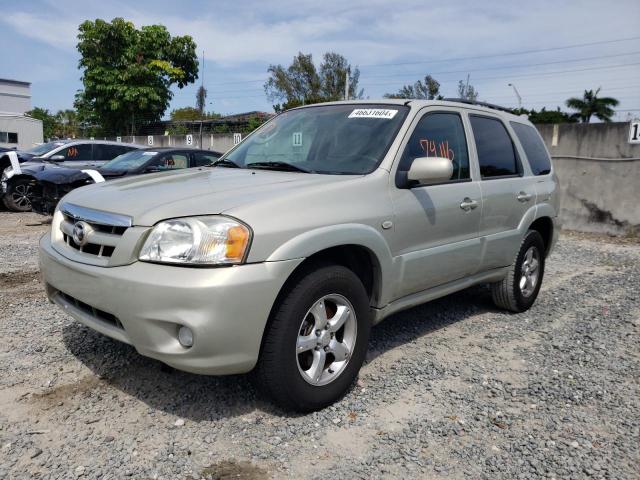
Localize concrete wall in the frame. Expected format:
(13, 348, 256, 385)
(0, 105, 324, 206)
(536, 122, 640, 236)
(0, 114, 43, 150)
(104, 133, 238, 154)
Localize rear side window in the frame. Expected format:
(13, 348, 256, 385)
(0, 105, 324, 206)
(93, 144, 131, 160)
(510, 122, 551, 175)
(398, 112, 470, 181)
(469, 116, 519, 178)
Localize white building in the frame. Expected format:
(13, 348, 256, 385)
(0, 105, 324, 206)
(0, 78, 43, 150)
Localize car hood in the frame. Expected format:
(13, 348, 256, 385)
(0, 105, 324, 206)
(62, 167, 358, 226)
(34, 166, 127, 184)
(17, 161, 57, 174)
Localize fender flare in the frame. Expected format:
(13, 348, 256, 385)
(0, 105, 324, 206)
(266, 223, 395, 304)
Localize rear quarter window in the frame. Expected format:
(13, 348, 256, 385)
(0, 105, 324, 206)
(510, 122, 552, 175)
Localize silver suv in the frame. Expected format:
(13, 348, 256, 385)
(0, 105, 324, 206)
(39, 100, 559, 411)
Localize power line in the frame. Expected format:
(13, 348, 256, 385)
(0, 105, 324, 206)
(175, 36, 640, 88)
(359, 51, 640, 80)
(359, 62, 640, 88)
(358, 36, 640, 68)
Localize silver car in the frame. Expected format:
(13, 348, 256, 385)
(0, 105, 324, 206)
(39, 100, 560, 411)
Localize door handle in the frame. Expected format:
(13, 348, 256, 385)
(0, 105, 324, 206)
(517, 191, 533, 202)
(460, 197, 479, 211)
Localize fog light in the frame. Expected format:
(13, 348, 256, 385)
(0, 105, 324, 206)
(178, 326, 194, 348)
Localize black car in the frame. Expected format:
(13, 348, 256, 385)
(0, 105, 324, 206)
(1, 140, 140, 211)
(30, 147, 222, 215)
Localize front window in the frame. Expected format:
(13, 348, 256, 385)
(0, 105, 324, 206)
(25, 141, 67, 156)
(223, 104, 409, 174)
(102, 150, 159, 171)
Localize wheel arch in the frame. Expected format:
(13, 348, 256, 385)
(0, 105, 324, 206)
(528, 216, 554, 256)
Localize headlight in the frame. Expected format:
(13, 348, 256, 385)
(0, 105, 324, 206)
(139, 216, 251, 265)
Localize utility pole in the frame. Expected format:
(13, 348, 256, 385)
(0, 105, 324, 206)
(508, 83, 522, 109)
(200, 50, 204, 147)
(344, 68, 349, 101)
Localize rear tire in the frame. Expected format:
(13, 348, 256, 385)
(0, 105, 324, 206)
(3, 178, 33, 212)
(256, 264, 371, 412)
(491, 230, 545, 313)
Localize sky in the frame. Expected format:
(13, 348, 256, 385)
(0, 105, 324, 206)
(1, 0, 639, 120)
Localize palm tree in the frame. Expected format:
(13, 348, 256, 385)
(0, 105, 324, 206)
(565, 88, 619, 123)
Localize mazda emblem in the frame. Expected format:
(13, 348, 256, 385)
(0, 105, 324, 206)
(72, 221, 90, 246)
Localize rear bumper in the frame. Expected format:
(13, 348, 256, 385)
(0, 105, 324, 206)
(39, 234, 302, 374)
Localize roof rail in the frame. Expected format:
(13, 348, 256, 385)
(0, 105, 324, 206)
(443, 98, 515, 114)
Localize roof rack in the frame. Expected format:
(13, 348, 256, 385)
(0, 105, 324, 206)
(442, 98, 515, 114)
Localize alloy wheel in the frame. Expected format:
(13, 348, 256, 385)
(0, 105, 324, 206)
(296, 294, 357, 386)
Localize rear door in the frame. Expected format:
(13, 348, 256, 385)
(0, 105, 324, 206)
(467, 114, 537, 270)
(52, 143, 94, 169)
(92, 144, 135, 167)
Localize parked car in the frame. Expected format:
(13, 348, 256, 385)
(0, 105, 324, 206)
(1, 140, 139, 211)
(30, 148, 222, 215)
(39, 100, 560, 411)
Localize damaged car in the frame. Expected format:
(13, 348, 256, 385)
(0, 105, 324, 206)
(1, 140, 139, 211)
(31, 148, 222, 215)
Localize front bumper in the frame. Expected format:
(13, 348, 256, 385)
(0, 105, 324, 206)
(39, 234, 302, 374)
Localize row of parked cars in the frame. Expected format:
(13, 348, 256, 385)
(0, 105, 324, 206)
(0, 140, 221, 214)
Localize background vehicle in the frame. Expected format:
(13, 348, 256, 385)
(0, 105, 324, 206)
(39, 100, 559, 411)
(1, 140, 139, 211)
(31, 148, 222, 215)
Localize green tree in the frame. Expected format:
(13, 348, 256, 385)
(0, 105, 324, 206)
(385, 75, 441, 99)
(264, 52, 362, 111)
(74, 17, 198, 135)
(512, 107, 577, 124)
(196, 85, 207, 114)
(565, 88, 619, 122)
(169, 107, 221, 121)
(55, 109, 79, 138)
(457, 78, 479, 101)
(26, 107, 59, 140)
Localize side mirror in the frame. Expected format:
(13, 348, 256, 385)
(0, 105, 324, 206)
(407, 157, 453, 185)
(50, 155, 65, 161)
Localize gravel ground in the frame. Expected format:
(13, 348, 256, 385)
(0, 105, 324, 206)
(0, 211, 639, 480)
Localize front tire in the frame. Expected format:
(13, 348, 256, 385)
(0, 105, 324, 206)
(257, 264, 371, 412)
(491, 230, 545, 313)
(3, 178, 33, 212)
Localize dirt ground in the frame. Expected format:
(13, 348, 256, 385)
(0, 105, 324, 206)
(1, 211, 639, 479)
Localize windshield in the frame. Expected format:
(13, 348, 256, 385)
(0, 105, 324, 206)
(26, 141, 67, 156)
(223, 104, 409, 174)
(102, 150, 158, 171)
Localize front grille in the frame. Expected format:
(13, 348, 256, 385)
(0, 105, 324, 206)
(58, 204, 131, 259)
(58, 290, 123, 330)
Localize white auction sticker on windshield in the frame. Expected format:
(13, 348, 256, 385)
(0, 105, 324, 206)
(348, 108, 398, 119)
(143, 151, 158, 155)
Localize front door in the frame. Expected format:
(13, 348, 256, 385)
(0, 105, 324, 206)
(389, 110, 482, 299)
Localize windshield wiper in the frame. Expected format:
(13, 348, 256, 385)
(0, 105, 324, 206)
(211, 158, 241, 168)
(246, 161, 311, 173)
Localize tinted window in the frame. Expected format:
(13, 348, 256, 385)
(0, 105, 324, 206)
(93, 144, 132, 160)
(7, 132, 18, 143)
(399, 112, 470, 181)
(149, 153, 189, 170)
(470, 116, 519, 178)
(192, 152, 221, 167)
(510, 122, 551, 175)
(55, 144, 93, 160)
